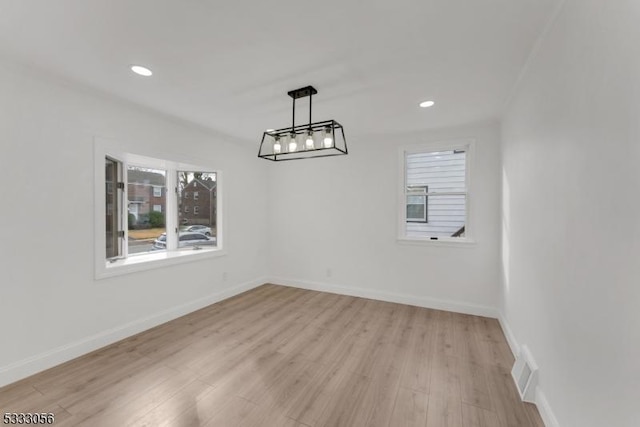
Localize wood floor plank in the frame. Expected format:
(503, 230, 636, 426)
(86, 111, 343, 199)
(285, 354, 357, 426)
(315, 372, 371, 427)
(461, 403, 501, 427)
(434, 310, 457, 358)
(399, 320, 435, 394)
(458, 359, 493, 411)
(235, 360, 325, 427)
(389, 387, 429, 427)
(128, 378, 217, 427)
(59, 364, 180, 422)
(0, 285, 544, 427)
(427, 354, 463, 427)
(0, 382, 43, 409)
(453, 314, 484, 364)
(237, 352, 310, 404)
(65, 371, 198, 427)
(244, 413, 310, 427)
(430, 352, 461, 397)
(426, 394, 463, 427)
(486, 365, 535, 427)
(197, 314, 313, 386)
(30, 347, 138, 395)
(354, 365, 402, 427)
(473, 317, 514, 371)
(200, 396, 256, 427)
(50, 355, 159, 407)
(31, 405, 73, 425)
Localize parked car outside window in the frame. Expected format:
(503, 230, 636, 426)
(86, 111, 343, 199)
(152, 232, 216, 250)
(185, 225, 212, 236)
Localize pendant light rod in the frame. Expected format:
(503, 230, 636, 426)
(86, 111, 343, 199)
(287, 85, 317, 129)
(309, 90, 312, 129)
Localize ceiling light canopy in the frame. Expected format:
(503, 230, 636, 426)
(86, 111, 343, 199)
(130, 65, 153, 77)
(419, 100, 435, 108)
(258, 86, 348, 161)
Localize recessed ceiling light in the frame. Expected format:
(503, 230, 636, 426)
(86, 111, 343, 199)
(266, 128, 275, 132)
(130, 65, 153, 77)
(419, 100, 435, 108)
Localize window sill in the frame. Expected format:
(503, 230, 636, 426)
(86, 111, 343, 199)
(396, 237, 477, 248)
(97, 247, 227, 280)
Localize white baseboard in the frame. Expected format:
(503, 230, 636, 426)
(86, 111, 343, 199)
(0, 277, 266, 388)
(268, 277, 499, 318)
(497, 312, 560, 427)
(498, 314, 520, 357)
(535, 388, 560, 427)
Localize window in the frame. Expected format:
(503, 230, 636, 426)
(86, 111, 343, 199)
(128, 166, 166, 256)
(95, 141, 223, 279)
(399, 140, 472, 242)
(105, 157, 123, 259)
(178, 171, 216, 242)
(406, 186, 428, 222)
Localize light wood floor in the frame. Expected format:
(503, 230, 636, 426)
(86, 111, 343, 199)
(0, 284, 544, 427)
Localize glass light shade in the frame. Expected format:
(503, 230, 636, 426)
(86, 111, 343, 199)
(323, 128, 333, 148)
(273, 137, 281, 154)
(289, 134, 298, 152)
(305, 132, 314, 150)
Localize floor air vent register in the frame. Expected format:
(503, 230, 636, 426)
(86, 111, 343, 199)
(511, 344, 539, 402)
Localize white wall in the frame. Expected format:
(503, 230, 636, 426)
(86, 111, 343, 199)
(501, 1, 640, 426)
(0, 60, 269, 386)
(268, 121, 501, 315)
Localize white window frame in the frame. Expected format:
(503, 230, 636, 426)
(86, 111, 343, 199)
(153, 186, 162, 197)
(193, 206, 199, 215)
(193, 191, 199, 201)
(105, 156, 124, 260)
(94, 138, 225, 279)
(397, 138, 475, 245)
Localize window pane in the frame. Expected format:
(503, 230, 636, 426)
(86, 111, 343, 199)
(178, 171, 217, 248)
(405, 195, 466, 238)
(406, 150, 466, 193)
(127, 166, 166, 254)
(105, 157, 120, 259)
(407, 203, 425, 221)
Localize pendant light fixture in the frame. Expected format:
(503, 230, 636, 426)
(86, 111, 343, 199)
(258, 86, 348, 161)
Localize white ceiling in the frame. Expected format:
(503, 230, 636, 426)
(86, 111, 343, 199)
(0, 0, 559, 143)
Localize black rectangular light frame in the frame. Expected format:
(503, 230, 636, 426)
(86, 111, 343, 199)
(257, 119, 348, 162)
